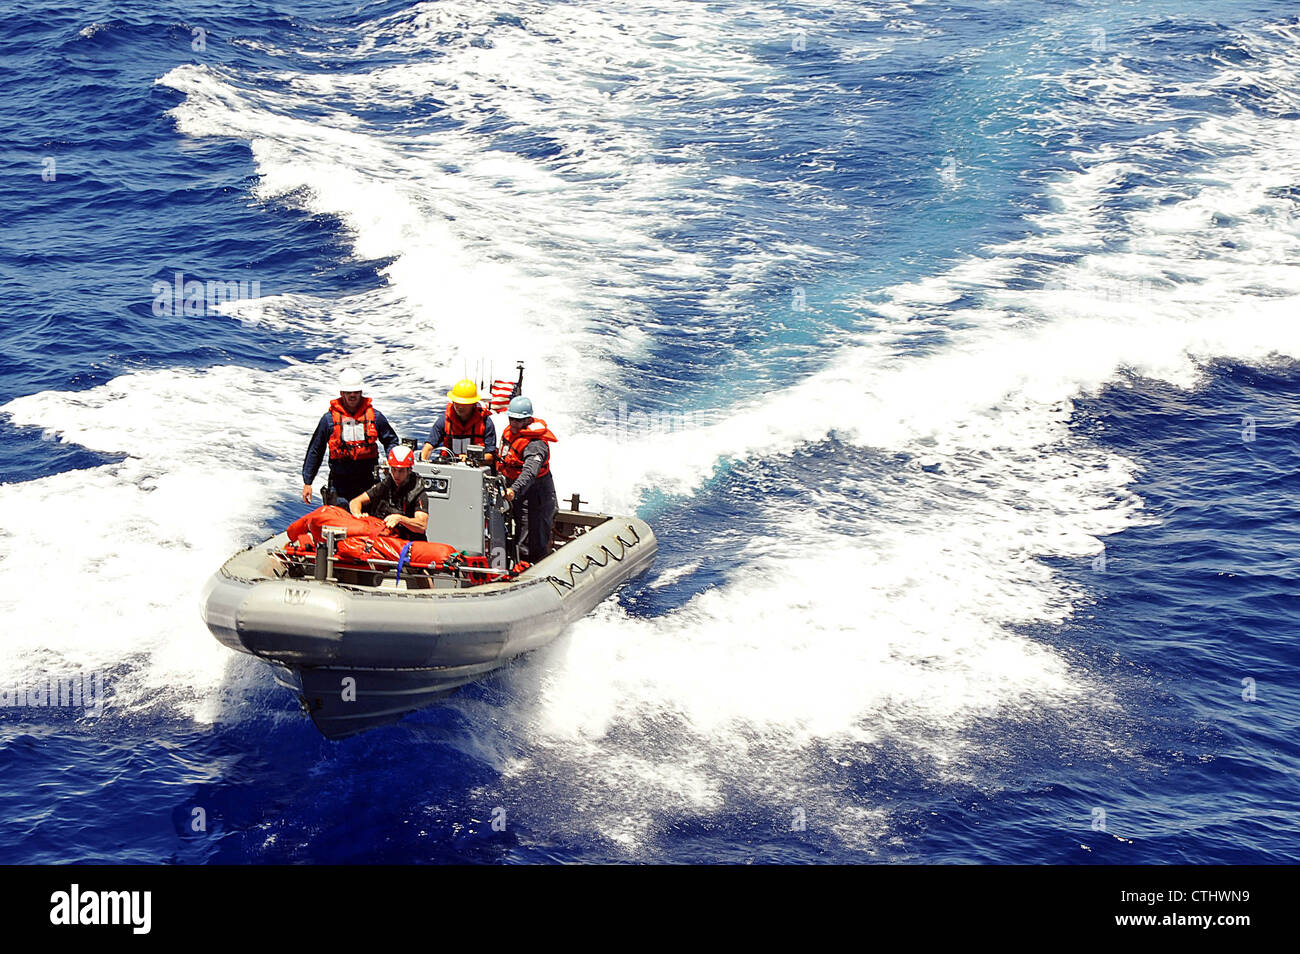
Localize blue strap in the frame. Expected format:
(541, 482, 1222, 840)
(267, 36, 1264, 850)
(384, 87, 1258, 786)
(395, 541, 413, 583)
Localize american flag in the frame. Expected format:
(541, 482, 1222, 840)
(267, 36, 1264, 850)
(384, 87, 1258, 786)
(488, 378, 517, 413)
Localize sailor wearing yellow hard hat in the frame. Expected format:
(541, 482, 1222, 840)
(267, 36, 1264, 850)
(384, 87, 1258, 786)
(420, 378, 498, 463)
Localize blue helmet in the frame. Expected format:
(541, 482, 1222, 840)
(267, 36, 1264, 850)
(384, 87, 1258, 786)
(507, 395, 534, 419)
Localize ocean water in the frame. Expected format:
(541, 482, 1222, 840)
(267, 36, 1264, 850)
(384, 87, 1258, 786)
(1, 0, 1298, 864)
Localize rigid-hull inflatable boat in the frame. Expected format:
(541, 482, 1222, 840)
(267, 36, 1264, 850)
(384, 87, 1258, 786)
(200, 457, 656, 738)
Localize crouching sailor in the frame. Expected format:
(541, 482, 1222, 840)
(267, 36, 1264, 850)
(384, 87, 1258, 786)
(302, 368, 400, 507)
(499, 396, 558, 562)
(350, 445, 429, 540)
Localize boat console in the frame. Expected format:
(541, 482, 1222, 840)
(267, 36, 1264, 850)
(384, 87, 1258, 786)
(409, 447, 509, 566)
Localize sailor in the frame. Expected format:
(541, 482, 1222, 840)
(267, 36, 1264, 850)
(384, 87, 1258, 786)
(420, 378, 497, 463)
(498, 396, 558, 563)
(301, 368, 401, 507)
(349, 445, 429, 540)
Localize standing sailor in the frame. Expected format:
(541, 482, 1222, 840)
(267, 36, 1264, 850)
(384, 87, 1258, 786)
(421, 378, 497, 463)
(498, 396, 558, 563)
(301, 368, 401, 507)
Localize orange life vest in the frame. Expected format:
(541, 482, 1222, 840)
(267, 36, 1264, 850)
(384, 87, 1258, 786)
(499, 419, 557, 481)
(328, 397, 379, 462)
(440, 401, 489, 449)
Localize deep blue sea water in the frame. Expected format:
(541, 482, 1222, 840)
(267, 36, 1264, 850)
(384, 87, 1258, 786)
(1, 0, 1298, 863)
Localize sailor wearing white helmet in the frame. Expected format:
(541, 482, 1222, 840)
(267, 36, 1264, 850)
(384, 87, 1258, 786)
(301, 367, 401, 507)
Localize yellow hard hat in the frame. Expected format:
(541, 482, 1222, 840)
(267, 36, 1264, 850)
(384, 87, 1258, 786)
(447, 379, 480, 404)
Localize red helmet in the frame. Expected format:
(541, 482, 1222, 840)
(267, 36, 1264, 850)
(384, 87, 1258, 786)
(387, 445, 415, 468)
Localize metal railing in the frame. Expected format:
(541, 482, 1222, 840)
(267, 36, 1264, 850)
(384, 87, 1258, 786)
(269, 527, 512, 588)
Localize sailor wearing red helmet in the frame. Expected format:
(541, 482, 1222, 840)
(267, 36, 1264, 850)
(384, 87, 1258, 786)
(348, 444, 429, 541)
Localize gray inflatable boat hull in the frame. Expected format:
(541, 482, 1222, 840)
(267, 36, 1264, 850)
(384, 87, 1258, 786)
(201, 514, 656, 737)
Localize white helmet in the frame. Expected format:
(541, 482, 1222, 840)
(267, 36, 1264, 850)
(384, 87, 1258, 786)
(338, 368, 365, 392)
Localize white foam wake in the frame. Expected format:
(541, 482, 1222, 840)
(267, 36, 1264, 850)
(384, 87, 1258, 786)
(458, 18, 1300, 850)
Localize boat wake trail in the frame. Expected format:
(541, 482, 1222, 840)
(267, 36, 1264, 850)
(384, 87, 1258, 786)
(438, 17, 1300, 854)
